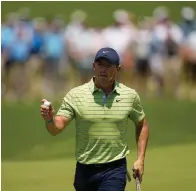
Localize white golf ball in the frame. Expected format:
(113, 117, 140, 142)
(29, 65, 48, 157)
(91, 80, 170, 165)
(44, 101, 51, 107)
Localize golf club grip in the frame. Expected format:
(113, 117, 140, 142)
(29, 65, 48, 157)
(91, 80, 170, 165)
(136, 177, 141, 191)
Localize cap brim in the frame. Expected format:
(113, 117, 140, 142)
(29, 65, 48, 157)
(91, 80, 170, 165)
(95, 57, 118, 65)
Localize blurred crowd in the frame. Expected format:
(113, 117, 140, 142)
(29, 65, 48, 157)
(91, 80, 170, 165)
(1, 6, 196, 101)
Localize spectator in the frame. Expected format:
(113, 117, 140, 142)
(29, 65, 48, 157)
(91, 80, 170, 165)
(133, 19, 152, 95)
(102, 9, 136, 86)
(179, 7, 196, 94)
(149, 6, 183, 96)
(179, 7, 196, 37)
(41, 17, 66, 96)
(66, 11, 96, 84)
(3, 24, 31, 100)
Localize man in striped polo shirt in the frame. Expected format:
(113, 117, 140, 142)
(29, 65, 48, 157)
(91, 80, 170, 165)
(40, 47, 149, 191)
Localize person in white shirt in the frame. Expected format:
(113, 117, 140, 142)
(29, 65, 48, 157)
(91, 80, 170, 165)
(133, 19, 152, 95)
(102, 9, 137, 85)
(150, 6, 183, 96)
(102, 9, 136, 61)
(66, 17, 99, 84)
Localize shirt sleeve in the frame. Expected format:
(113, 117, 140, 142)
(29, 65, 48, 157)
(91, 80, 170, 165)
(129, 91, 145, 124)
(56, 92, 75, 121)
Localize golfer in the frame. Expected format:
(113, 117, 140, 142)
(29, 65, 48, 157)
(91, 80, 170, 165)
(40, 47, 149, 191)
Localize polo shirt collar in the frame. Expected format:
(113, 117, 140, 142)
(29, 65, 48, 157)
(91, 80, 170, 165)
(88, 77, 120, 94)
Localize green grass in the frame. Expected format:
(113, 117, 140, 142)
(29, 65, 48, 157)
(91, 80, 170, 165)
(2, 143, 196, 191)
(2, 1, 196, 26)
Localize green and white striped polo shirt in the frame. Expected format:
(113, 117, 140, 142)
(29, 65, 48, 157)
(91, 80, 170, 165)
(57, 78, 145, 164)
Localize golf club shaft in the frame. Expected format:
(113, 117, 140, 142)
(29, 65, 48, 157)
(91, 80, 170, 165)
(136, 177, 141, 191)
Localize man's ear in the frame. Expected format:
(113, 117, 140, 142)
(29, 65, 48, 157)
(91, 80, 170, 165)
(117, 65, 121, 72)
(93, 62, 95, 69)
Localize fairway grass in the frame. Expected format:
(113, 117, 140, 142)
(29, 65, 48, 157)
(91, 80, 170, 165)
(2, 143, 196, 191)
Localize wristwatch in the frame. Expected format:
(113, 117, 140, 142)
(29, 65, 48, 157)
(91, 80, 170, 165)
(46, 119, 54, 124)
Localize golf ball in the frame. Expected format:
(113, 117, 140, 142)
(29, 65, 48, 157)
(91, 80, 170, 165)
(44, 101, 51, 107)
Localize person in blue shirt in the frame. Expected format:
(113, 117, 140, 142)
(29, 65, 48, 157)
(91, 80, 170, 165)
(2, 26, 31, 100)
(30, 18, 46, 55)
(41, 17, 66, 96)
(179, 7, 196, 38)
(179, 7, 196, 86)
(1, 12, 18, 52)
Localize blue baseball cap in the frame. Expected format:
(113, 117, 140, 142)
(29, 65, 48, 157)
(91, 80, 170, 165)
(94, 47, 120, 66)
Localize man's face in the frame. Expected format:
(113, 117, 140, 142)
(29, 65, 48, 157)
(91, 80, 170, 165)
(93, 59, 120, 85)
